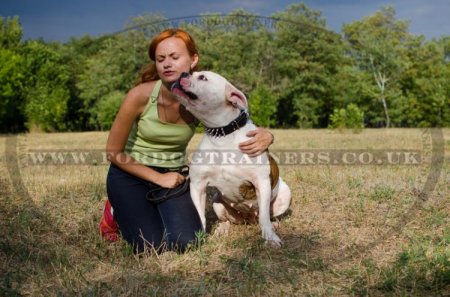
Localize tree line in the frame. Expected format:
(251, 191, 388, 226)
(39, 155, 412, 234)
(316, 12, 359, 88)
(1, 4, 449, 133)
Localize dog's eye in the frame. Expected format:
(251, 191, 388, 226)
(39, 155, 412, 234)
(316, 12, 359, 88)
(198, 74, 208, 81)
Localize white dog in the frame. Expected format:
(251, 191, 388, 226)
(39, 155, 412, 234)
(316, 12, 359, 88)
(172, 71, 291, 247)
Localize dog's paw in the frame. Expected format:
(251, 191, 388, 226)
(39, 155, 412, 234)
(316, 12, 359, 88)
(263, 232, 283, 248)
(213, 221, 231, 237)
(265, 238, 283, 248)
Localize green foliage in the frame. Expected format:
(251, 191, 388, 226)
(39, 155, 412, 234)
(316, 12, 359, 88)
(95, 91, 125, 130)
(248, 84, 277, 127)
(62, 35, 108, 130)
(22, 41, 71, 131)
(0, 16, 22, 49)
(273, 3, 345, 128)
(0, 7, 449, 132)
(329, 104, 364, 132)
(368, 183, 395, 201)
(402, 37, 450, 127)
(0, 17, 26, 132)
(0, 48, 25, 132)
(76, 31, 148, 129)
(343, 6, 412, 127)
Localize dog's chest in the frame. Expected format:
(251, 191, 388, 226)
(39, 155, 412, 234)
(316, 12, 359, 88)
(208, 168, 258, 205)
(190, 124, 272, 203)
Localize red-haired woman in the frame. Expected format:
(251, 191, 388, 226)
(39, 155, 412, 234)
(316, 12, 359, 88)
(100, 28, 274, 253)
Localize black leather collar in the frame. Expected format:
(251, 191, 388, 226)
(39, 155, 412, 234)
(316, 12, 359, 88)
(205, 109, 249, 137)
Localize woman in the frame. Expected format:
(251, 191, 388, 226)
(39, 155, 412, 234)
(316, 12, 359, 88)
(102, 28, 274, 253)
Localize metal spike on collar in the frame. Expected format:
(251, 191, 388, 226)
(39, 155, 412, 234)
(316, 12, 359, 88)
(204, 109, 249, 138)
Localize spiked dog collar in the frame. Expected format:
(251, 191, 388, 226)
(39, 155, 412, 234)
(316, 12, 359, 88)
(205, 109, 249, 138)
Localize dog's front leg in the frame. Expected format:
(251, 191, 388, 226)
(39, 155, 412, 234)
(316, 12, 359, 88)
(257, 179, 282, 248)
(189, 179, 208, 231)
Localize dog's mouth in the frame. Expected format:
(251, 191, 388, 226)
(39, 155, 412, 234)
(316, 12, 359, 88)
(171, 76, 198, 100)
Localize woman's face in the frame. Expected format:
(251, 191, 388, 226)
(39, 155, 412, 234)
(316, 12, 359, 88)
(155, 37, 198, 84)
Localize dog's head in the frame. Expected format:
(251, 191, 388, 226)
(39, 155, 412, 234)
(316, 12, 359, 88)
(171, 71, 247, 127)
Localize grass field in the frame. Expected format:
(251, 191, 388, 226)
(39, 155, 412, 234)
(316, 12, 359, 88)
(1, 129, 449, 296)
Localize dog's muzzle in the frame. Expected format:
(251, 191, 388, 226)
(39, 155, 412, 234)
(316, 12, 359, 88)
(171, 72, 198, 100)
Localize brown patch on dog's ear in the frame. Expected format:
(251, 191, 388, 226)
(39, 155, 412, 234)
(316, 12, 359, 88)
(225, 83, 248, 109)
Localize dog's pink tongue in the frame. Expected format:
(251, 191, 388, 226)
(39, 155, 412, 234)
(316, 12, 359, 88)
(172, 88, 185, 97)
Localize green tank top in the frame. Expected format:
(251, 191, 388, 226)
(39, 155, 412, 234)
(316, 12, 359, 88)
(125, 80, 196, 168)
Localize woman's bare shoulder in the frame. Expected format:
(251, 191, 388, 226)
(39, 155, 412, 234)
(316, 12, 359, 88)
(128, 81, 157, 100)
(124, 81, 158, 108)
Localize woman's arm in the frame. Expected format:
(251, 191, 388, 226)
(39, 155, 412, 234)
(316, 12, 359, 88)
(238, 127, 274, 157)
(106, 85, 185, 188)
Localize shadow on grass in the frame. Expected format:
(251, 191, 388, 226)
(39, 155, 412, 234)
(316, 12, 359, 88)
(0, 180, 64, 295)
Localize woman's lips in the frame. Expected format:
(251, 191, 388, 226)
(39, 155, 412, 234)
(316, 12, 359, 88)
(163, 71, 175, 77)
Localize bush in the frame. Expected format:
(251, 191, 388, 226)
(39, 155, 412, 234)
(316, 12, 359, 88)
(248, 84, 277, 127)
(329, 103, 364, 132)
(96, 91, 124, 130)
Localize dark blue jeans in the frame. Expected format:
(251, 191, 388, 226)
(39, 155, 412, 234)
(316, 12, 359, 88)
(106, 164, 202, 253)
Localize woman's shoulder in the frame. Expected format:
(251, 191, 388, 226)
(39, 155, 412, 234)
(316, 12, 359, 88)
(128, 81, 158, 99)
(125, 81, 158, 107)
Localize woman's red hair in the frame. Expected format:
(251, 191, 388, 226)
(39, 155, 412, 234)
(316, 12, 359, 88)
(136, 28, 199, 85)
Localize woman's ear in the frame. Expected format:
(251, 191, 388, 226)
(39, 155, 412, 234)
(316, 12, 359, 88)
(190, 53, 199, 70)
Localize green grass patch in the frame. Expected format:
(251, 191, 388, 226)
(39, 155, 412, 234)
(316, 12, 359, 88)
(349, 229, 450, 296)
(376, 231, 450, 294)
(369, 183, 396, 202)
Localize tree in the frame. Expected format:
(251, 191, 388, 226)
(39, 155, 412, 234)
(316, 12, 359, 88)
(2, 7, 448, 132)
(401, 37, 450, 127)
(76, 15, 154, 129)
(96, 90, 125, 130)
(62, 35, 105, 130)
(248, 84, 277, 127)
(0, 48, 25, 132)
(343, 6, 412, 127)
(0, 16, 26, 132)
(21, 41, 71, 131)
(0, 16, 22, 50)
(186, 10, 277, 93)
(272, 3, 344, 128)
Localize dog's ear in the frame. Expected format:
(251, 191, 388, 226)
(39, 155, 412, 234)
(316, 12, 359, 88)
(225, 83, 248, 109)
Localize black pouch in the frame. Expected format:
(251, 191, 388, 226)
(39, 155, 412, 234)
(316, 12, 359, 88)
(146, 165, 190, 204)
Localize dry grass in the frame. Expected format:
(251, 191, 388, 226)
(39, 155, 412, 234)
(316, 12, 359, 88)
(1, 129, 449, 296)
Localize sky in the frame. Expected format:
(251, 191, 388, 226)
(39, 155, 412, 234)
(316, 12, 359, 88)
(1, 0, 449, 42)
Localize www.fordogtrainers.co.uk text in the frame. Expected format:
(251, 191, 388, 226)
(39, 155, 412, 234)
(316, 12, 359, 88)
(23, 149, 422, 166)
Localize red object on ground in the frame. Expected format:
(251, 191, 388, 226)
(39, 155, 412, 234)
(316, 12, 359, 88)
(99, 199, 119, 242)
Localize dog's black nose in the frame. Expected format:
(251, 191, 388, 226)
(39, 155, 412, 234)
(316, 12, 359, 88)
(180, 72, 190, 78)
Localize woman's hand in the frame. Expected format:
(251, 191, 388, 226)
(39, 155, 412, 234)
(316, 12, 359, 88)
(155, 172, 186, 188)
(238, 128, 274, 157)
